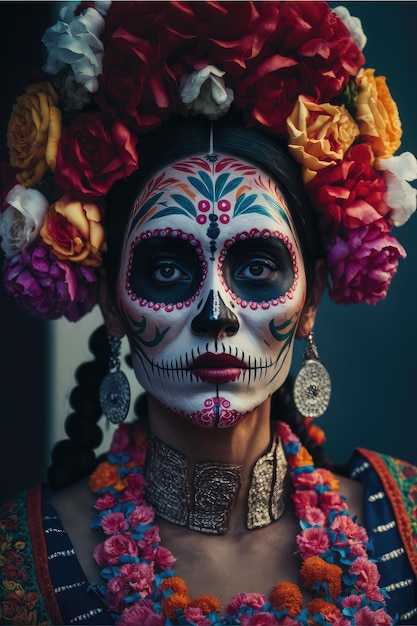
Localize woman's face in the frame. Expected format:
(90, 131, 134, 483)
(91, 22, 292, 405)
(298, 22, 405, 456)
(117, 153, 308, 428)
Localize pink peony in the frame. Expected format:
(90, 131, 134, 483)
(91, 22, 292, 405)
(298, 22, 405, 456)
(3, 243, 97, 321)
(101, 511, 129, 535)
(349, 557, 381, 590)
(354, 606, 381, 626)
(103, 534, 139, 565)
(119, 600, 164, 626)
(319, 490, 348, 516)
(326, 228, 406, 305)
(120, 473, 147, 503)
(119, 562, 155, 596)
(225, 592, 268, 616)
(341, 595, 362, 608)
(138, 525, 161, 549)
(296, 527, 330, 559)
(330, 515, 369, 547)
(292, 490, 327, 524)
(106, 575, 128, 612)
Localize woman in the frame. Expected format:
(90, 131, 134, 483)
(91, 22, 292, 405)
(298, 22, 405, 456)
(0, 2, 416, 624)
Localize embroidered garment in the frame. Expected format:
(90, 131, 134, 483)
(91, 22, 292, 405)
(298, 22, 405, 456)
(0, 450, 416, 625)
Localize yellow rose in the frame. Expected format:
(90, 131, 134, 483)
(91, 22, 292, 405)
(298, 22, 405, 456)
(7, 81, 62, 187)
(286, 96, 359, 183)
(355, 68, 402, 159)
(40, 195, 106, 266)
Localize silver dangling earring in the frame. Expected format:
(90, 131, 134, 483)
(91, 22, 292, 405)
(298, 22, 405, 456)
(99, 336, 131, 424)
(293, 331, 331, 419)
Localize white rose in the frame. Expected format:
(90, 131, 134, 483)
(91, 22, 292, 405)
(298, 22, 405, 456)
(377, 152, 417, 226)
(180, 65, 234, 120)
(0, 185, 49, 257)
(333, 6, 367, 51)
(42, 6, 105, 95)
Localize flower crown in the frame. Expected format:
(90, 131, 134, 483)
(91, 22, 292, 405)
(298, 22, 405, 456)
(1, 1, 416, 321)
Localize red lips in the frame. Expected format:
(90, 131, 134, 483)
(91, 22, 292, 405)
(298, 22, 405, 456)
(190, 352, 247, 383)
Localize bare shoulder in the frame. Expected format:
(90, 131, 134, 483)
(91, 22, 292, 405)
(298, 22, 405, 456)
(337, 473, 365, 524)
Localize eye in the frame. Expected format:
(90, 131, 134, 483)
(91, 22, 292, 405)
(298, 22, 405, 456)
(151, 260, 191, 284)
(237, 258, 278, 281)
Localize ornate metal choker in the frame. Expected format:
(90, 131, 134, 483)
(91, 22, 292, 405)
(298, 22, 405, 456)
(144, 434, 288, 535)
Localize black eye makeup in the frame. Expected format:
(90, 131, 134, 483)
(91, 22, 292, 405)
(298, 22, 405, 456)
(127, 235, 205, 304)
(220, 235, 296, 303)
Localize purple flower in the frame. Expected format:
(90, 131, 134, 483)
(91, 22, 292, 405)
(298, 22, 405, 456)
(3, 242, 97, 321)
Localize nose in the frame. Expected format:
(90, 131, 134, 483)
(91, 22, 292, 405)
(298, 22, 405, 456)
(191, 290, 239, 338)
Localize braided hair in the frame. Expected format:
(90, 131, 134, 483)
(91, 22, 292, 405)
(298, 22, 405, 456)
(48, 114, 338, 490)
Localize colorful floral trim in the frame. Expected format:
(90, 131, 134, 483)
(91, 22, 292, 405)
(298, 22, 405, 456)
(0, 1, 416, 319)
(88, 422, 395, 625)
(0, 485, 62, 625)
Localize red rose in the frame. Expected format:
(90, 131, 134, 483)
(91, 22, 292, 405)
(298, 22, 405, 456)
(307, 144, 389, 238)
(55, 112, 138, 198)
(235, 1, 364, 136)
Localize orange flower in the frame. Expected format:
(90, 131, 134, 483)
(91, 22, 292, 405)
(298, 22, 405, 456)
(190, 595, 221, 615)
(40, 195, 105, 267)
(161, 592, 191, 619)
(319, 469, 339, 491)
(300, 556, 342, 601)
(288, 445, 314, 469)
(270, 582, 303, 617)
(287, 95, 359, 183)
(160, 577, 189, 595)
(356, 68, 402, 159)
(7, 81, 62, 187)
(89, 460, 127, 493)
(306, 423, 326, 447)
(306, 598, 342, 624)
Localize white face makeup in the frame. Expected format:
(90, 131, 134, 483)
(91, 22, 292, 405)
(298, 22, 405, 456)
(117, 154, 308, 428)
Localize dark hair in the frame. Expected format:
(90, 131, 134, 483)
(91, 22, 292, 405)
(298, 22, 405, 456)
(48, 114, 339, 491)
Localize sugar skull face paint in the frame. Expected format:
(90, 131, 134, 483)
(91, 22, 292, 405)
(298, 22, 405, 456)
(117, 154, 307, 428)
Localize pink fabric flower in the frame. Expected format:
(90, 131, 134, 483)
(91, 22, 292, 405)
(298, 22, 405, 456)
(225, 592, 268, 616)
(110, 424, 132, 452)
(103, 534, 139, 565)
(119, 600, 164, 626)
(293, 490, 326, 524)
(129, 504, 155, 528)
(119, 562, 155, 596)
(94, 492, 117, 511)
(2, 243, 97, 321)
(349, 557, 381, 589)
(296, 527, 330, 559)
(101, 512, 129, 535)
(327, 227, 406, 304)
(154, 546, 176, 570)
(120, 473, 147, 503)
(354, 606, 390, 626)
(240, 613, 279, 626)
(319, 490, 348, 516)
(138, 525, 161, 549)
(183, 607, 212, 626)
(93, 542, 107, 568)
(341, 595, 362, 608)
(106, 576, 128, 612)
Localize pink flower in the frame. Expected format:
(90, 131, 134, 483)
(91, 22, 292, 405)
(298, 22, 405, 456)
(129, 504, 155, 528)
(341, 595, 362, 608)
(111, 424, 132, 452)
(94, 492, 117, 511)
(330, 515, 369, 546)
(106, 576, 127, 612)
(349, 542, 369, 558)
(121, 473, 147, 503)
(155, 546, 176, 570)
(296, 527, 330, 559)
(354, 606, 381, 625)
(326, 228, 406, 305)
(101, 511, 129, 535)
(3, 243, 97, 321)
(93, 542, 107, 567)
(119, 562, 155, 596)
(138, 525, 161, 549)
(183, 607, 212, 626)
(119, 600, 164, 626)
(276, 422, 299, 446)
(349, 557, 381, 590)
(319, 490, 347, 516)
(225, 593, 268, 616)
(103, 534, 139, 565)
(240, 613, 279, 626)
(374, 609, 392, 626)
(293, 491, 327, 524)
(365, 586, 385, 603)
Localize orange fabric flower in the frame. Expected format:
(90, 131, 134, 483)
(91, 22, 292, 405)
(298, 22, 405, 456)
(161, 592, 191, 619)
(356, 68, 402, 159)
(190, 595, 221, 615)
(160, 576, 189, 595)
(7, 81, 62, 187)
(306, 422, 326, 447)
(300, 556, 342, 601)
(287, 95, 359, 183)
(89, 460, 127, 493)
(306, 598, 342, 624)
(319, 469, 339, 491)
(270, 582, 303, 617)
(40, 195, 105, 266)
(288, 445, 314, 469)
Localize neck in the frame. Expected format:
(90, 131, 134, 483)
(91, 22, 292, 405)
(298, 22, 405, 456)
(145, 395, 287, 533)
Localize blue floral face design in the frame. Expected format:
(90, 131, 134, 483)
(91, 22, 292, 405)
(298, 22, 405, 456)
(117, 154, 307, 428)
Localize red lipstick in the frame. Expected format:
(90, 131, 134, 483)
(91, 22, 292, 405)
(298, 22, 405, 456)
(190, 352, 247, 383)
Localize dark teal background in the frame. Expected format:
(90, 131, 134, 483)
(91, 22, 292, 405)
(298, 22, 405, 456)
(291, 2, 417, 465)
